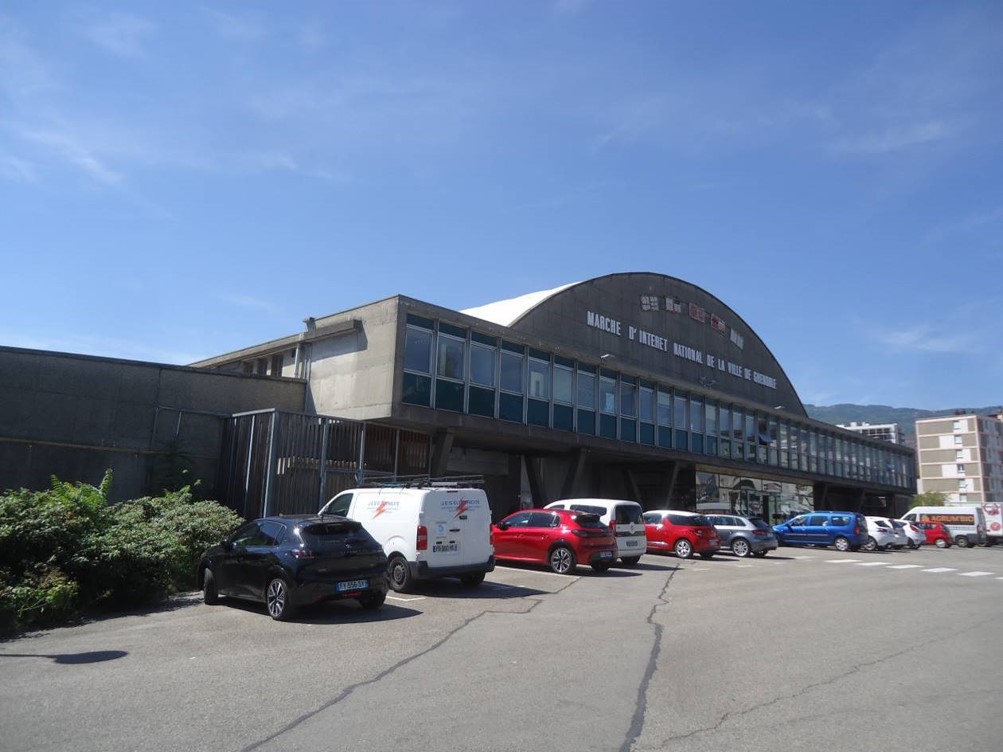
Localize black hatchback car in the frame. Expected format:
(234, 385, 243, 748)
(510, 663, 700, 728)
(198, 515, 388, 620)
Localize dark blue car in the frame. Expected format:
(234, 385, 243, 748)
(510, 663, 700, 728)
(772, 511, 868, 552)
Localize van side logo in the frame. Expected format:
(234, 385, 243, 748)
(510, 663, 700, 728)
(453, 500, 470, 518)
(368, 499, 400, 518)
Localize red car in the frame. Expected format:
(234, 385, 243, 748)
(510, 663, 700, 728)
(916, 521, 953, 548)
(491, 509, 617, 574)
(643, 509, 721, 559)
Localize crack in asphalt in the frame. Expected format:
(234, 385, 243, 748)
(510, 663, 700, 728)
(239, 578, 576, 752)
(643, 611, 1002, 749)
(620, 563, 681, 752)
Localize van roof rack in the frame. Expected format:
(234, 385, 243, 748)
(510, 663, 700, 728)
(363, 474, 485, 489)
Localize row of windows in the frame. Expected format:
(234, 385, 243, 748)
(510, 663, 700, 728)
(401, 317, 915, 489)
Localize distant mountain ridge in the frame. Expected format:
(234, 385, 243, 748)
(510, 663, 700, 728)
(805, 404, 1003, 436)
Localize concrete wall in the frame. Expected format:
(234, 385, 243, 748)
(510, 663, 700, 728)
(0, 347, 306, 501)
(304, 297, 399, 421)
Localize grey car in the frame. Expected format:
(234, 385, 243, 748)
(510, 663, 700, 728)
(706, 514, 779, 557)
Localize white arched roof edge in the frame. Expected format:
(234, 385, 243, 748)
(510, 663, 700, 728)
(461, 281, 580, 327)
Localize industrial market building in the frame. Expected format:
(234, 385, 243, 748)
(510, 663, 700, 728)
(191, 272, 917, 521)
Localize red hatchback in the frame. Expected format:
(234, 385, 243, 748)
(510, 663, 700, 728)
(643, 510, 721, 559)
(916, 521, 953, 548)
(491, 509, 618, 574)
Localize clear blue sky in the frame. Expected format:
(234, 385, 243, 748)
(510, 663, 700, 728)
(2, 1, 1001, 411)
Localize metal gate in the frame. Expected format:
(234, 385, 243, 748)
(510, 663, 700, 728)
(218, 409, 431, 518)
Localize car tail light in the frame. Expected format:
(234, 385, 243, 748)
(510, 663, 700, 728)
(608, 520, 617, 534)
(695, 528, 706, 537)
(417, 525, 428, 551)
(753, 529, 766, 537)
(291, 548, 315, 559)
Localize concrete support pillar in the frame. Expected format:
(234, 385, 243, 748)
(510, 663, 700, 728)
(659, 462, 678, 507)
(622, 467, 643, 504)
(430, 429, 454, 478)
(560, 448, 588, 499)
(525, 456, 546, 507)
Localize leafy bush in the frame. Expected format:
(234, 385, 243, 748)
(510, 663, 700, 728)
(0, 472, 243, 636)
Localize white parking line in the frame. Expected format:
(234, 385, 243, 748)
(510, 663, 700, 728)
(386, 595, 426, 602)
(921, 568, 957, 573)
(855, 562, 889, 567)
(826, 559, 860, 564)
(887, 564, 923, 569)
(958, 571, 995, 577)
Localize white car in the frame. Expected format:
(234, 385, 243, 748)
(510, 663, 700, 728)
(863, 516, 898, 551)
(892, 519, 925, 549)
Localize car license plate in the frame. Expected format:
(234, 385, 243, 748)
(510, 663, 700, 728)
(432, 543, 458, 554)
(336, 579, 367, 592)
(599, 551, 613, 559)
(625, 539, 639, 547)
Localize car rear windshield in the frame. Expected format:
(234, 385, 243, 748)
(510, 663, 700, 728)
(750, 518, 772, 531)
(570, 504, 606, 516)
(669, 514, 711, 526)
(615, 505, 643, 524)
(572, 513, 605, 529)
(299, 520, 365, 546)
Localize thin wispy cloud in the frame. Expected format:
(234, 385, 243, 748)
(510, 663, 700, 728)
(82, 13, 155, 58)
(19, 126, 123, 184)
(831, 121, 953, 155)
(201, 7, 265, 41)
(872, 325, 973, 354)
(0, 154, 37, 182)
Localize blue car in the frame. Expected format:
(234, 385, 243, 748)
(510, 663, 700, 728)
(772, 511, 869, 552)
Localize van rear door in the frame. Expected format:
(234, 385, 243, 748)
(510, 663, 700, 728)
(422, 489, 493, 570)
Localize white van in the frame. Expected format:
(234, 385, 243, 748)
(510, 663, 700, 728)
(900, 505, 988, 548)
(543, 498, 647, 564)
(319, 484, 494, 592)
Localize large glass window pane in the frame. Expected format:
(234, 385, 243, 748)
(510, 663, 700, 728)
(620, 381, 637, 417)
(554, 404, 574, 431)
(435, 380, 464, 412)
(528, 398, 549, 427)
(404, 326, 433, 374)
(554, 365, 574, 404)
(469, 344, 496, 387)
(577, 409, 596, 435)
(499, 393, 524, 423)
(577, 370, 596, 409)
(467, 385, 495, 417)
(639, 386, 654, 422)
(599, 376, 617, 415)
(689, 398, 704, 434)
(657, 390, 671, 426)
(402, 372, 431, 406)
(674, 392, 688, 430)
(437, 335, 465, 381)
(500, 351, 524, 393)
(528, 357, 550, 400)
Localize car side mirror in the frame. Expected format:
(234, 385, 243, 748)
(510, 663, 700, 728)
(221, 539, 233, 551)
(496, 522, 509, 531)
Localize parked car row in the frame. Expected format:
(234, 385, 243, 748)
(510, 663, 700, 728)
(196, 487, 975, 621)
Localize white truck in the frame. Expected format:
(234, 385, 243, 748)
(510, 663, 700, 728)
(320, 482, 495, 592)
(900, 505, 989, 548)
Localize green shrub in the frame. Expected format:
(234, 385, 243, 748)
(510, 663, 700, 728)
(0, 472, 244, 634)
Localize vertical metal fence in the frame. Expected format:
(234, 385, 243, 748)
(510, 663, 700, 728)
(218, 409, 431, 518)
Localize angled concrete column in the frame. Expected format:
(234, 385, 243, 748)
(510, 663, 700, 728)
(430, 429, 454, 478)
(622, 467, 642, 504)
(560, 448, 589, 499)
(659, 462, 678, 507)
(526, 456, 546, 507)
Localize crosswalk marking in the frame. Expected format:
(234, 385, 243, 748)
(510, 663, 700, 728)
(922, 567, 957, 573)
(887, 564, 923, 569)
(826, 559, 859, 564)
(855, 562, 889, 567)
(958, 571, 994, 577)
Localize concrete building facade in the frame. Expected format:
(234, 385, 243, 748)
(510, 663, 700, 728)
(837, 422, 906, 445)
(916, 412, 1003, 517)
(194, 273, 916, 520)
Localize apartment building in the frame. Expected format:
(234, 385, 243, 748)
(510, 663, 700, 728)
(838, 421, 906, 445)
(915, 413, 1003, 509)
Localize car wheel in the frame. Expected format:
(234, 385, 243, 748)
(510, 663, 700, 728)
(862, 536, 877, 552)
(620, 556, 641, 566)
(459, 572, 485, 587)
(202, 568, 219, 605)
(956, 536, 970, 548)
(834, 536, 851, 552)
(549, 545, 577, 574)
(265, 577, 295, 621)
(752, 550, 768, 558)
(591, 562, 611, 573)
(731, 538, 751, 558)
(674, 539, 693, 559)
(358, 591, 386, 611)
(387, 555, 413, 593)
(908, 540, 918, 550)
(935, 538, 948, 548)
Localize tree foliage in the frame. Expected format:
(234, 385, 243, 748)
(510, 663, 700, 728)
(911, 490, 948, 508)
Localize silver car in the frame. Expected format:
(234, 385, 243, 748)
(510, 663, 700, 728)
(706, 514, 779, 557)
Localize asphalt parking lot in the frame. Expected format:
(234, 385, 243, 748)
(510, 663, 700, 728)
(2, 544, 1002, 752)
